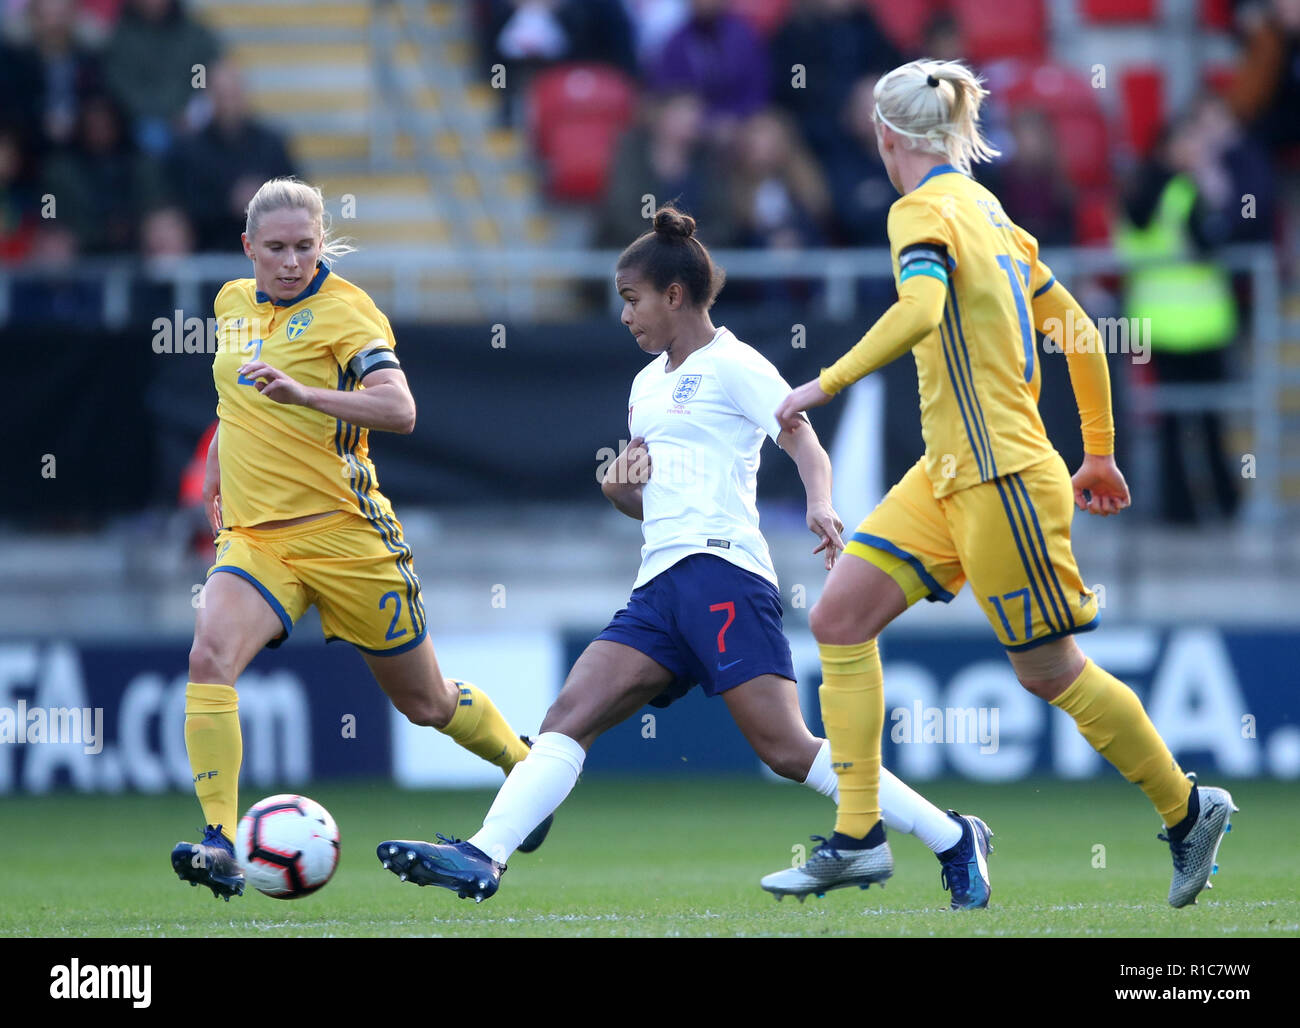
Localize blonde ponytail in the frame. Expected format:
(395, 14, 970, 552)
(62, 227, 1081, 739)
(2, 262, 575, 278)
(244, 177, 356, 262)
(873, 59, 1001, 175)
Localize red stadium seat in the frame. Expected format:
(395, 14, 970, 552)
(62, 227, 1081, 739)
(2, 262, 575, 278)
(1079, 0, 1158, 22)
(1120, 66, 1164, 157)
(951, 0, 1046, 63)
(544, 121, 626, 202)
(731, 0, 795, 37)
(528, 63, 637, 161)
(527, 63, 638, 200)
(862, 0, 939, 54)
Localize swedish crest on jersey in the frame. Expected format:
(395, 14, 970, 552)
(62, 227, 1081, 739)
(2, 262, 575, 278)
(672, 374, 702, 404)
(286, 308, 314, 340)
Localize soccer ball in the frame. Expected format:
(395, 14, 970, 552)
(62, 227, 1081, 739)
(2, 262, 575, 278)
(236, 794, 340, 899)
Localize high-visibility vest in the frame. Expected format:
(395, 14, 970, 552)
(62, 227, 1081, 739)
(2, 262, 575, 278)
(1118, 174, 1237, 353)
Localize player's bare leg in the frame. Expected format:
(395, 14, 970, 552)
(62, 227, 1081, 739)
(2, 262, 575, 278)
(174, 571, 283, 899)
(377, 641, 673, 901)
(1008, 637, 1236, 907)
(724, 673, 823, 781)
(539, 640, 676, 748)
(365, 636, 552, 850)
(364, 637, 530, 771)
(362, 637, 458, 727)
(190, 570, 285, 687)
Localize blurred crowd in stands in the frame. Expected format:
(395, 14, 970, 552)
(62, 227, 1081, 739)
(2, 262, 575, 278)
(3, 0, 1297, 268)
(0, 0, 297, 262)
(478, 0, 1300, 525)
(4, 0, 1295, 529)
(477, 0, 1292, 258)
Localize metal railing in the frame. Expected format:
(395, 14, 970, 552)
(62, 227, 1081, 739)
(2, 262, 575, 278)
(1, 244, 1287, 523)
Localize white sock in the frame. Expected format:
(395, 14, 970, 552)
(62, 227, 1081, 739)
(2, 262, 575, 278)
(805, 739, 962, 853)
(801, 738, 839, 799)
(467, 731, 585, 864)
(879, 763, 963, 853)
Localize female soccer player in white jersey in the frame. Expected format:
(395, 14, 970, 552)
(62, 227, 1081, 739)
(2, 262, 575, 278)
(171, 177, 549, 900)
(377, 206, 994, 907)
(758, 60, 1235, 908)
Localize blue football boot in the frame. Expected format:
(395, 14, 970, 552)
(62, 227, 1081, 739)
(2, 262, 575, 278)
(937, 810, 994, 910)
(377, 835, 505, 903)
(171, 824, 245, 901)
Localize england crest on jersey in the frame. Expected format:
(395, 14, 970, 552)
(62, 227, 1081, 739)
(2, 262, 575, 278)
(673, 374, 702, 404)
(286, 308, 314, 340)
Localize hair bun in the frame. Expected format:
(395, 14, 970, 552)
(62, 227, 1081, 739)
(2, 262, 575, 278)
(653, 206, 696, 239)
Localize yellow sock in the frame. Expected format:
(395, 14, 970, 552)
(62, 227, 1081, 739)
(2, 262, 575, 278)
(440, 680, 530, 773)
(1052, 659, 1191, 826)
(185, 683, 242, 843)
(818, 640, 885, 838)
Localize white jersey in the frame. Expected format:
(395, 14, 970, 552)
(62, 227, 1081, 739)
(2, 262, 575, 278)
(627, 326, 791, 589)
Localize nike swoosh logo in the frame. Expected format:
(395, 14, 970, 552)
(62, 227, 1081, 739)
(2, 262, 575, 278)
(717, 658, 743, 671)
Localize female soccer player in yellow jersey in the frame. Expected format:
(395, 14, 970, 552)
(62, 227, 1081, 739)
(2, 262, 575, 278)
(170, 178, 549, 900)
(759, 60, 1236, 908)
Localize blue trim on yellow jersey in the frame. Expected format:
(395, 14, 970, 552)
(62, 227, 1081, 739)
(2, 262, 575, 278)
(208, 566, 293, 639)
(328, 623, 428, 657)
(334, 367, 426, 639)
(851, 531, 955, 603)
(1003, 612, 1099, 652)
(941, 302, 996, 479)
(917, 163, 961, 187)
(1010, 473, 1075, 629)
(996, 254, 1036, 383)
(947, 293, 998, 477)
(255, 262, 331, 308)
(992, 477, 1062, 636)
(938, 316, 988, 480)
(1002, 478, 1066, 633)
(1032, 274, 1057, 298)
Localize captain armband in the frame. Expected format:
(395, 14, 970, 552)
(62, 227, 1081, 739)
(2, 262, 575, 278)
(897, 243, 950, 287)
(348, 346, 401, 381)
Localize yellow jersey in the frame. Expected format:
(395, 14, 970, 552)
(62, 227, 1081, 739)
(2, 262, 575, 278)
(871, 164, 1063, 498)
(212, 262, 401, 528)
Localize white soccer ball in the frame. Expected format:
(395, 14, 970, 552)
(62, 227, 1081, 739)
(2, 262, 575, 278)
(236, 794, 340, 899)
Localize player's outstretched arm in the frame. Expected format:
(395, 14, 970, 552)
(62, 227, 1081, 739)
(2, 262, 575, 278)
(600, 436, 650, 520)
(1032, 280, 1130, 516)
(775, 274, 946, 432)
(236, 362, 417, 434)
(777, 419, 845, 569)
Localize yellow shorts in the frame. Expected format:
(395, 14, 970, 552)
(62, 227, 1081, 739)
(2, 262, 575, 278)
(208, 509, 428, 655)
(846, 454, 1099, 650)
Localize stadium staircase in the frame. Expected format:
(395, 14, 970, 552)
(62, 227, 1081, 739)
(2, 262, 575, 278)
(188, 0, 555, 317)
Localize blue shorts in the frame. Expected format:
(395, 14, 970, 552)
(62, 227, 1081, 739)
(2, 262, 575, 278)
(596, 553, 796, 708)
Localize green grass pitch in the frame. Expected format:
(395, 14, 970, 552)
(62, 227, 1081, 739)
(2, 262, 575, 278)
(1, 778, 1295, 937)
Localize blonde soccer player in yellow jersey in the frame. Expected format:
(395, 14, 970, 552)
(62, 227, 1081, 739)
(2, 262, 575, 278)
(170, 177, 551, 900)
(758, 60, 1236, 909)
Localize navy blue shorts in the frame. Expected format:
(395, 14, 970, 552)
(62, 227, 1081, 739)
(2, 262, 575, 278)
(596, 553, 796, 708)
